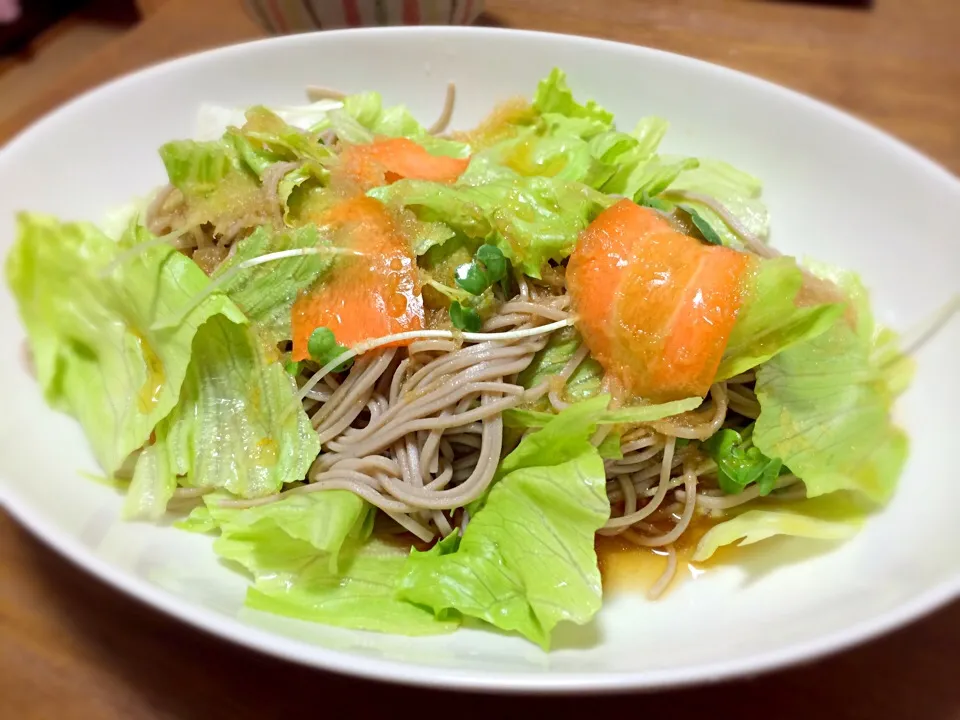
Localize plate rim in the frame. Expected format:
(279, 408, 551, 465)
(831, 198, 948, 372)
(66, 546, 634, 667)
(1, 25, 958, 693)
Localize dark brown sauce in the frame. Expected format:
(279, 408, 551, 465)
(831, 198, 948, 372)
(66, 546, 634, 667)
(379, 513, 745, 600)
(596, 515, 723, 597)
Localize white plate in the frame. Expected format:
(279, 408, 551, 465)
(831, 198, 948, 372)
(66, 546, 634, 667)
(0, 28, 958, 693)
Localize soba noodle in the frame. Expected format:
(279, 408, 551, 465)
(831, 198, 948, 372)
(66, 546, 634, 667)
(204, 277, 779, 557)
(139, 88, 811, 590)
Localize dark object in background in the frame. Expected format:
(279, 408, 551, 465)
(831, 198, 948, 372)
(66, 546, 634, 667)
(0, 0, 137, 57)
(0, 1, 85, 56)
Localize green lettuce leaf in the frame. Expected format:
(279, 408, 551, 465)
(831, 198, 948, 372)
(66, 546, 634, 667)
(591, 118, 674, 196)
(536, 85, 679, 200)
(323, 108, 375, 146)
(533, 68, 614, 127)
(663, 159, 769, 247)
(125, 315, 320, 517)
(199, 492, 455, 635)
(125, 441, 176, 521)
(587, 142, 699, 200)
(516, 326, 604, 403)
(717, 257, 845, 381)
(693, 493, 867, 562)
(224, 108, 335, 225)
(455, 70, 684, 205)
(275, 166, 314, 224)
(246, 540, 458, 635)
(160, 116, 318, 236)
(233, 106, 334, 175)
(174, 505, 217, 534)
(370, 176, 611, 276)
(397, 397, 611, 648)
(753, 272, 911, 503)
(5, 215, 245, 474)
(323, 91, 470, 158)
(209, 490, 371, 579)
(623, 117, 670, 161)
(461, 70, 673, 195)
(537, 112, 609, 142)
(599, 397, 703, 424)
(226, 131, 284, 178)
(159, 140, 236, 195)
(463, 129, 599, 186)
(165, 152, 273, 237)
(503, 396, 702, 430)
(462, 111, 672, 199)
(212, 224, 332, 344)
(596, 430, 624, 460)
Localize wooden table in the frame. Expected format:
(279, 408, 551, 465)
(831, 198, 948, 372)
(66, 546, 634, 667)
(2, 0, 958, 716)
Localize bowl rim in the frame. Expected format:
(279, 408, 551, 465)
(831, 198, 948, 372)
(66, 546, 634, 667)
(1, 25, 958, 693)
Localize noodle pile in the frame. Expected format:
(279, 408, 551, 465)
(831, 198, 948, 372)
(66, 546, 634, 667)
(151, 217, 803, 595)
(147, 86, 814, 598)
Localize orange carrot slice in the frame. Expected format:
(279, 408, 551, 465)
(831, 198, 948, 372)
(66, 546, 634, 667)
(290, 196, 424, 361)
(567, 199, 751, 401)
(337, 137, 469, 190)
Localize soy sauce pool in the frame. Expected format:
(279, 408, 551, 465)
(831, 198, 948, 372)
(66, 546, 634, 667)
(596, 516, 720, 598)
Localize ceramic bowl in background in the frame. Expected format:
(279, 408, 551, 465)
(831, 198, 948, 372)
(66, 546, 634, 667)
(244, 0, 484, 33)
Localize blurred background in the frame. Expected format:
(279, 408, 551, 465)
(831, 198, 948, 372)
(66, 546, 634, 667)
(3, 0, 957, 176)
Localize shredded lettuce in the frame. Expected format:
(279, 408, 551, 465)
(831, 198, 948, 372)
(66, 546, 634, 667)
(5, 215, 245, 474)
(602, 156, 699, 202)
(322, 91, 470, 159)
(212, 224, 333, 344)
(693, 493, 868, 562)
(530, 72, 699, 200)
(753, 271, 911, 504)
(234, 107, 334, 174)
(465, 70, 683, 203)
(197, 492, 456, 635)
(5, 66, 915, 646)
(717, 257, 845, 381)
(193, 100, 343, 141)
(462, 129, 600, 186)
(503, 396, 702, 430)
(516, 326, 604, 404)
(472, 70, 678, 202)
(533, 68, 614, 127)
(276, 166, 319, 225)
(163, 108, 336, 235)
(245, 540, 458, 635)
(663, 159, 769, 247)
(160, 139, 270, 237)
(370, 176, 611, 276)
(463, 121, 679, 198)
(398, 397, 611, 648)
(159, 140, 236, 195)
(125, 316, 319, 518)
(209, 491, 370, 580)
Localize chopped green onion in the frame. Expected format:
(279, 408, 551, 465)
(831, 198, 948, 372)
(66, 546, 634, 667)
(702, 426, 782, 495)
(637, 191, 674, 213)
(307, 327, 353, 372)
(680, 205, 724, 246)
(454, 244, 508, 296)
(449, 301, 482, 332)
